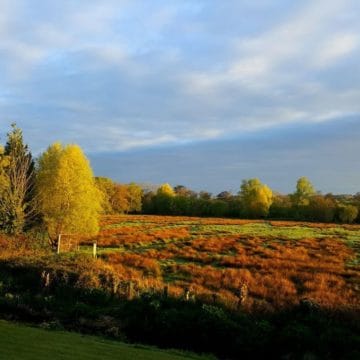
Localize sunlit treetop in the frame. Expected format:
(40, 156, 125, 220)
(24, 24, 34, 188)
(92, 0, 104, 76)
(157, 183, 175, 197)
(292, 176, 316, 206)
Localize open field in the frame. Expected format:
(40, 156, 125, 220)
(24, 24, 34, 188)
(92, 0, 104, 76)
(81, 215, 360, 311)
(0, 215, 359, 359)
(0, 320, 208, 360)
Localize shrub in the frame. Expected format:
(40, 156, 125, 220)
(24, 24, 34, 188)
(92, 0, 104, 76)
(338, 205, 358, 223)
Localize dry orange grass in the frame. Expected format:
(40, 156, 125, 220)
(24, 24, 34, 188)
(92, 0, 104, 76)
(87, 215, 360, 311)
(105, 252, 161, 277)
(101, 214, 360, 229)
(0, 234, 47, 260)
(90, 223, 190, 247)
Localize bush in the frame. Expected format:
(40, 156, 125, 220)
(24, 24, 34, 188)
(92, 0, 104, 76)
(338, 205, 358, 223)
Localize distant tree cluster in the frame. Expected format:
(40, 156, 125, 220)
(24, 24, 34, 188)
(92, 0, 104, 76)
(270, 177, 359, 223)
(142, 181, 268, 218)
(142, 183, 242, 218)
(143, 178, 360, 224)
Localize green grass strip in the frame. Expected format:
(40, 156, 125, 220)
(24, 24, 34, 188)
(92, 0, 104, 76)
(0, 320, 211, 360)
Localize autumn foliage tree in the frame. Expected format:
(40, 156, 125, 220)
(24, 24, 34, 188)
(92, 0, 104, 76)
(36, 143, 102, 247)
(95, 177, 142, 214)
(307, 195, 336, 222)
(127, 182, 143, 213)
(157, 183, 175, 197)
(291, 177, 315, 206)
(95, 177, 116, 214)
(112, 184, 131, 213)
(239, 178, 273, 218)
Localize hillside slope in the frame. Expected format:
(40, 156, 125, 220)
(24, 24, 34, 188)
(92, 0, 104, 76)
(0, 320, 208, 360)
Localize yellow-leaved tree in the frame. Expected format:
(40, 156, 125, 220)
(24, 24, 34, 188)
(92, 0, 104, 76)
(36, 143, 102, 247)
(291, 176, 315, 206)
(239, 178, 273, 218)
(152, 183, 175, 214)
(157, 183, 175, 197)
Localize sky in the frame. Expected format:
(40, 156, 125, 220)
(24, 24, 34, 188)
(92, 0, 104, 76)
(0, 0, 359, 194)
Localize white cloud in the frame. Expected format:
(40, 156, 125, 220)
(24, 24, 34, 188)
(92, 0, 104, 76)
(314, 33, 358, 67)
(186, 0, 358, 90)
(0, 41, 46, 79)
(70, 123, 180, 152)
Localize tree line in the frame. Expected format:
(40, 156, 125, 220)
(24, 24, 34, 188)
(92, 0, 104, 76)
(0, 124, 359, 246)
(141, 179, 360, 223)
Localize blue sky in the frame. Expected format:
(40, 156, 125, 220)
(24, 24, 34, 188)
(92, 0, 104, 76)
(1, 0, 359, 194)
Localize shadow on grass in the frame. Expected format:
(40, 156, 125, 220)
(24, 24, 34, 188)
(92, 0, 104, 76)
(0, 259, 359, 360)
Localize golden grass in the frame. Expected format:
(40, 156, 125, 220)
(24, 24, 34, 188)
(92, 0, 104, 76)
(88, 215, 360, 311)
(2, 215, 359, 312)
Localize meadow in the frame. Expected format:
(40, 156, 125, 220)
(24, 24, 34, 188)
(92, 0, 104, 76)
(81, 215, 360, 312)
(0, 215, 359, 359)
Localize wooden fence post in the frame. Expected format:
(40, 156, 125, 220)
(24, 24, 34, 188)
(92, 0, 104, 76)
(237, 283, 248, 309)
(127, 281, 134, 300)
(184, 287, 190, 301)
(57, 234, 62, 254)
(212, 293, 217, 304)
(93, 242, 97, 259)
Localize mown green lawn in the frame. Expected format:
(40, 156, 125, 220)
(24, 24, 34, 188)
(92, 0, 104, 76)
(0, 320, 210, 360)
